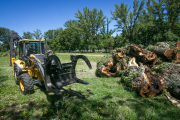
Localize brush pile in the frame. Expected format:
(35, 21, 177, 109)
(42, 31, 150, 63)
(96, 42, 180, 98)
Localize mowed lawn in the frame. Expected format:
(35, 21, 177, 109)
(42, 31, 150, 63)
(0, 53, 180, 120)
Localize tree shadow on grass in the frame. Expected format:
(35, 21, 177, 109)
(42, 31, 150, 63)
(0, 82, 116, 120)
(124, 96, 180, 120)
(0, 69, 8, 84)
(34, 85, 119, 120)
(117, 79, 180, 120)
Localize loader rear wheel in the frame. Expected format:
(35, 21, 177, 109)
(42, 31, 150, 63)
(19, 73, 34, 95)
(14, 64, 19, 85)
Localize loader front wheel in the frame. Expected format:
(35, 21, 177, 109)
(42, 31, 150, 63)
(19, 73, 34, 95)
(14, 65, 19, 85)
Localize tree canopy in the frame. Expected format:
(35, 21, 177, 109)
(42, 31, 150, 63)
(1, 0, 180, 53)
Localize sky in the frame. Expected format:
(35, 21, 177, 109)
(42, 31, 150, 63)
(0, 0, 138, 39)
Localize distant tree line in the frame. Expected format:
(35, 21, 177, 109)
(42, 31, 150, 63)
(0, 0, 179, 52)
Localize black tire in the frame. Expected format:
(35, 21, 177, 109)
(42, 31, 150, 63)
(19, 73, 34, 95)
(14, 64, 20, 85)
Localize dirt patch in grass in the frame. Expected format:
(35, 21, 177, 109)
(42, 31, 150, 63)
(76, 61, 97, 78)
(56, 53, 105, 57)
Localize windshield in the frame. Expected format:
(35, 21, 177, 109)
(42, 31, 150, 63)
(25, 41, 45, 56)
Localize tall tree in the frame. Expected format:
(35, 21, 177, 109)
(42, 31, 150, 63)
(0, 27, 14, 51)
(33, 29, 42, 39)
(54, 27, 63, 39)
(165, 0, 180, 41)
(44, 27, 63, 40)
(75, 7, 106, 52)
(64, 20, 78, 28)
(58, 27, 80, 52)
(22, 31, 33, 39)
(111, 0, 145, 43)
(44, 30, 54, 39)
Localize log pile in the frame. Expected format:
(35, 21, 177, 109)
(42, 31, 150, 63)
(147, 42, 180, 63)
(96, 42, 180, 98)
(175, 41, 180, 63)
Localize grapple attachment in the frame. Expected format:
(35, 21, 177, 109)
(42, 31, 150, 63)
(44, 54, 92, 95)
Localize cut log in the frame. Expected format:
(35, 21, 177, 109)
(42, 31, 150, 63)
(177, 41, 180, 51)
(164, 49, 177, 60)
(166, 74, 180, 99)
(175, 42, 180, 63)
(97, 60, 121, 77)
(112, 48, 125, 61)
(128, 58, 150, 98)
(147, 74, 166, 97)
(127, 44, 157, 66)
(153, 42, 170, 55)
(175, 51, 180, 63)
(127, 58, 167, 98)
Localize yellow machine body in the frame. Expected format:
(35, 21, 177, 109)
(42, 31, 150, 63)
(12, 56, 44, 81)
(12, 39, 45, 82)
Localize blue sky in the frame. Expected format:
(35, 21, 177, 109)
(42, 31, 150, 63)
(0, 0, 139, 39)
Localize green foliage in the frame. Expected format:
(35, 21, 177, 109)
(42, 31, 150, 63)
(57, 27, 81, 51)
(103, 37, 114, 52)
(44, 28, 63, 40)
(0, 27, 14, 52)
(44, 30, 54, 39)
(32, 29, 42, 39)
(74, 7, 108, 52)
(22, 31, 33, 39)
(111, 0, 145, 43)
(114, 34, 130, 49)
(120, 67, 138, 88)
(64, 19, 78, 28)
(159, 63, 171, 69)
(97, 53, 112, 68)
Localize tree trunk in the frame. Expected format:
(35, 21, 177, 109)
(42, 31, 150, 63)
(92, 48, 95, 53)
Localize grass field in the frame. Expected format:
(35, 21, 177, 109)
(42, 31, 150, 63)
(0, 52, 180, 120)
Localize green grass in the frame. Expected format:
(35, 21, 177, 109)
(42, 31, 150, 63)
(0, 53, 180, 120)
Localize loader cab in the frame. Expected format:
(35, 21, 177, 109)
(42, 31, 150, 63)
(19, 39, 45, 59)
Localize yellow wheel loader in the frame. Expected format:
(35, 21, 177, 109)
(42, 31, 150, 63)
(10, 32, 92, 95)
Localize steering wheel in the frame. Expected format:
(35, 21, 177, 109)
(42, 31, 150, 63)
(27, 48, 37, 55)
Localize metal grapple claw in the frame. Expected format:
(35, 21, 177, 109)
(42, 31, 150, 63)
(43, 54, 92, 95)
(70, 55, 92, 69)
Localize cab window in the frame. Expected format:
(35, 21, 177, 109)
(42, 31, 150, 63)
(19, 42, 23, 59)
(25, 41, 45, 56)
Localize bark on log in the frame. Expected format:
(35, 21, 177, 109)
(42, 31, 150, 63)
(112, 48, 125, 61)
(175, 42, 180, 63)
(97, 60, 121, 77)
(128, 58, 167, 98)
(175, 51, 180, 63)
(147, 74, 166, 97)
(96, 48, 130, 77)
(177, 41, 180, 51)
(152, 42, 170, 55)
(147, 42, 178, 62)
(166, 74, 180, 99)
(128, 58, 150, 98)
